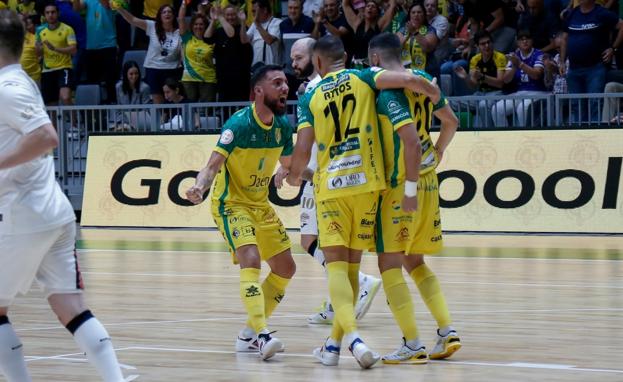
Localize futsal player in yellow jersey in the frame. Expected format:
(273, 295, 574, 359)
(287, 35, 440, 369)
(186, 65, 296, 361)
(369, 33, 460, 364)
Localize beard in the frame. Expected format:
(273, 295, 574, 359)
(264, 96, 287, 116)
(295, 61, 314, 79)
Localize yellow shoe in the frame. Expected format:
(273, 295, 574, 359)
(382, 338, 429, 365)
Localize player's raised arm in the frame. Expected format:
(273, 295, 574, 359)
(186, 150, 226, 204)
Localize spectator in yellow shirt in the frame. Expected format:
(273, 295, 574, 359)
(20, 14, 40, 84)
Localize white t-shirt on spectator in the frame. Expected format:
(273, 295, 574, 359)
(247, 17, 282, 65)
(144, 20, 182, 70)
(0, 64, 75, 235)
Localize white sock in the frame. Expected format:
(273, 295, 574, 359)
(344, 331, 361, 348)
(0, 320, 31, 382)
(405, 338, 424, 350)
(72, 317, 124, 382)
(313, 246, 326, 268)
(326, 337, 340, 350)
(439, 326, 455, 337)
(240, 327, 255, 338)
(358, 272, 367, 285)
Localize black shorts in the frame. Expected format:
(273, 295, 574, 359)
(41, 68, 75, 104)
(144, 67, 182, 96)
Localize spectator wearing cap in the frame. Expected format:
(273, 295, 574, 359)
(118, 4, 183, 104)
(205, 4, 252, 102)
(560, 0, 623, 123)
(491, 30, 548, 127)
(247, 0, 282, 65)
(73, 0, 118, 103)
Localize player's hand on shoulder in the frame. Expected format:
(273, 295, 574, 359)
(402, 195, 418, 213)
(286, 173, 301, 187)
(185, 185, 205, 205)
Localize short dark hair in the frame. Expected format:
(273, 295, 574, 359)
(250, 64, 284, 88)
(313, 35, 344, 62)
(43, 1, 58, 12)
(369, 32, 402, 63)
(253, 0, 272, 13)
(473, 29, 492, 45)
(163, 77, 186, 98)
(516, 29, 532, 40)
(0, 10, 25, 60)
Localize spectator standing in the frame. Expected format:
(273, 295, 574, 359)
(397, 2, 439, 76)
(311, 0, 354, 62)
(36, 2, 77, 105)
(281, 0, 314, 68)
(453, 30, 507, 127)
(118, 4, 183, 104)
(247, 0, 282, 65)
(517, 0, 559, 53)
(74, 0, 118, 103)
(342, 0, 395, 68)
(205, 5, 251, 102)
(491, 30, 548, 127)
(178, 1, 217, 102)
(457, 0, 516, 53)
(425, 0, 451, 64)
(20, 14, 40, 85)
(56, 0, 87, 83)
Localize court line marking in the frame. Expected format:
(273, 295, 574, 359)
(78, 248, 623, 263)
(80, 270, 623, 289)
(15, 307, 623, 333)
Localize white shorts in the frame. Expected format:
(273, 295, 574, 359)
(0, 222, 83, 307)
(300, 181, 318, 236)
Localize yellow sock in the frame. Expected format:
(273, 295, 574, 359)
(240, 268, 266, 333)
(330, 263, 360, 341)
(327, 261, 357, 340)
(382, 268, 418, 341)
(261, 272, 290, 319)
(410, 264, 452, 328)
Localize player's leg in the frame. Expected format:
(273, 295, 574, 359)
(0, 307, 31, 382)
(41, 223, 124, 382)
(405, 171, 460, 359)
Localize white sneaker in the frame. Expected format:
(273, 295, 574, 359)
(382, 338, 429, 364)
(258, 332, 283, 360)
(313, 340, 340, 366)
(349, 338, 380, 369)
(429, 329, 461, 360)
(307, 301, 334, 325)
(235, 333, 284, 353)
(355, 275, 382, 320)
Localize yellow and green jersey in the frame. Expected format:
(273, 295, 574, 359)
(297, 68, 386, 201)
(8, 0, 36, 15)
(35, 22, 76, 72)
(21, 31, 40, 82)
(212, 103, 293, 208)
(377, 69, 448, 188)
(181, 31, 216, 83)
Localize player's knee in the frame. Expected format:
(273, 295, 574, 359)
(404, 254, 425, 272)
(301, 236, 317, 255)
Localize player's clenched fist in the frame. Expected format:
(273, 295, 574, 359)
(186, 185, 205, 204)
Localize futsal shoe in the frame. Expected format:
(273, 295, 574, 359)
(313, 339, 340, 366)
(236, 331, 285, 353)
(258, 332, 283, 360)
(355, 274, 382, 320)
(349, 338, 380, 369)
(429, 329, 461, 360)
(382, 338, 429, 364)
(307, 301, 334, 324)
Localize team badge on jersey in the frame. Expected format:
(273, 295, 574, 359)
(220, 129, 234, 144)
(275, 128, 281, 144)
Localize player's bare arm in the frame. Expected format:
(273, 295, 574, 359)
(432, 104, 458, 163)
(286, 126, 315, 187)
(186, 151, 226, 204)
(375, 71, 441, 104)
(0, 123, 58, 170)
(274, 155, 292, 189)
(396, 122, 422, 213)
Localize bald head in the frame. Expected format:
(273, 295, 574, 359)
(291, 37, 316, 79)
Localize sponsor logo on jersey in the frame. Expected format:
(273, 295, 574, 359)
(326, 221, 343, 235)
(329, 137, 360, 159)
(219, 129, 234, 144)
(431, 234, 442, 242)
(327, 155, 363, 173)
(357, 233, 372, 240)
(328, 172, 367, 190)
(360, 218, 375, 226)
(395, 227, 410, 242)
(387, 100, 401, 113)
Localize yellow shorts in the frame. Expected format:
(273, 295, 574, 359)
(212, 203, 291, 263)
(316, 191, 379, 250)
(375, 171, 443, 255)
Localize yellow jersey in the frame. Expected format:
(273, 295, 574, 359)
(143, 0, 172, 18)
(181, 31, 216, 83)
(35, 23, 76, 72)
(297, 68, 386, 201)
(212, 103, 294, 208)
(377, 69, 449, 188)
(20, 31, 40, 82)
(8, 0, 36, 14)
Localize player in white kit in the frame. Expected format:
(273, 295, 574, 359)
(0, 10, 125, 382)
(290, 38, 381, 325)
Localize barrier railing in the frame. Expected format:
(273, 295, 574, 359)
(47, 94, 622, 209)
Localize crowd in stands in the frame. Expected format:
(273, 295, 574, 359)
(3, 0, 623, 126)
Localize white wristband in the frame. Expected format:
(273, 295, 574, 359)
(404, 180, 418, 197)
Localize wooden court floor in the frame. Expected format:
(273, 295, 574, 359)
(5, 227, 623, 381)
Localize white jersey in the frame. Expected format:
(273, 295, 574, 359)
(0, 64, 75, 235)
(304, 74, 321, 172)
